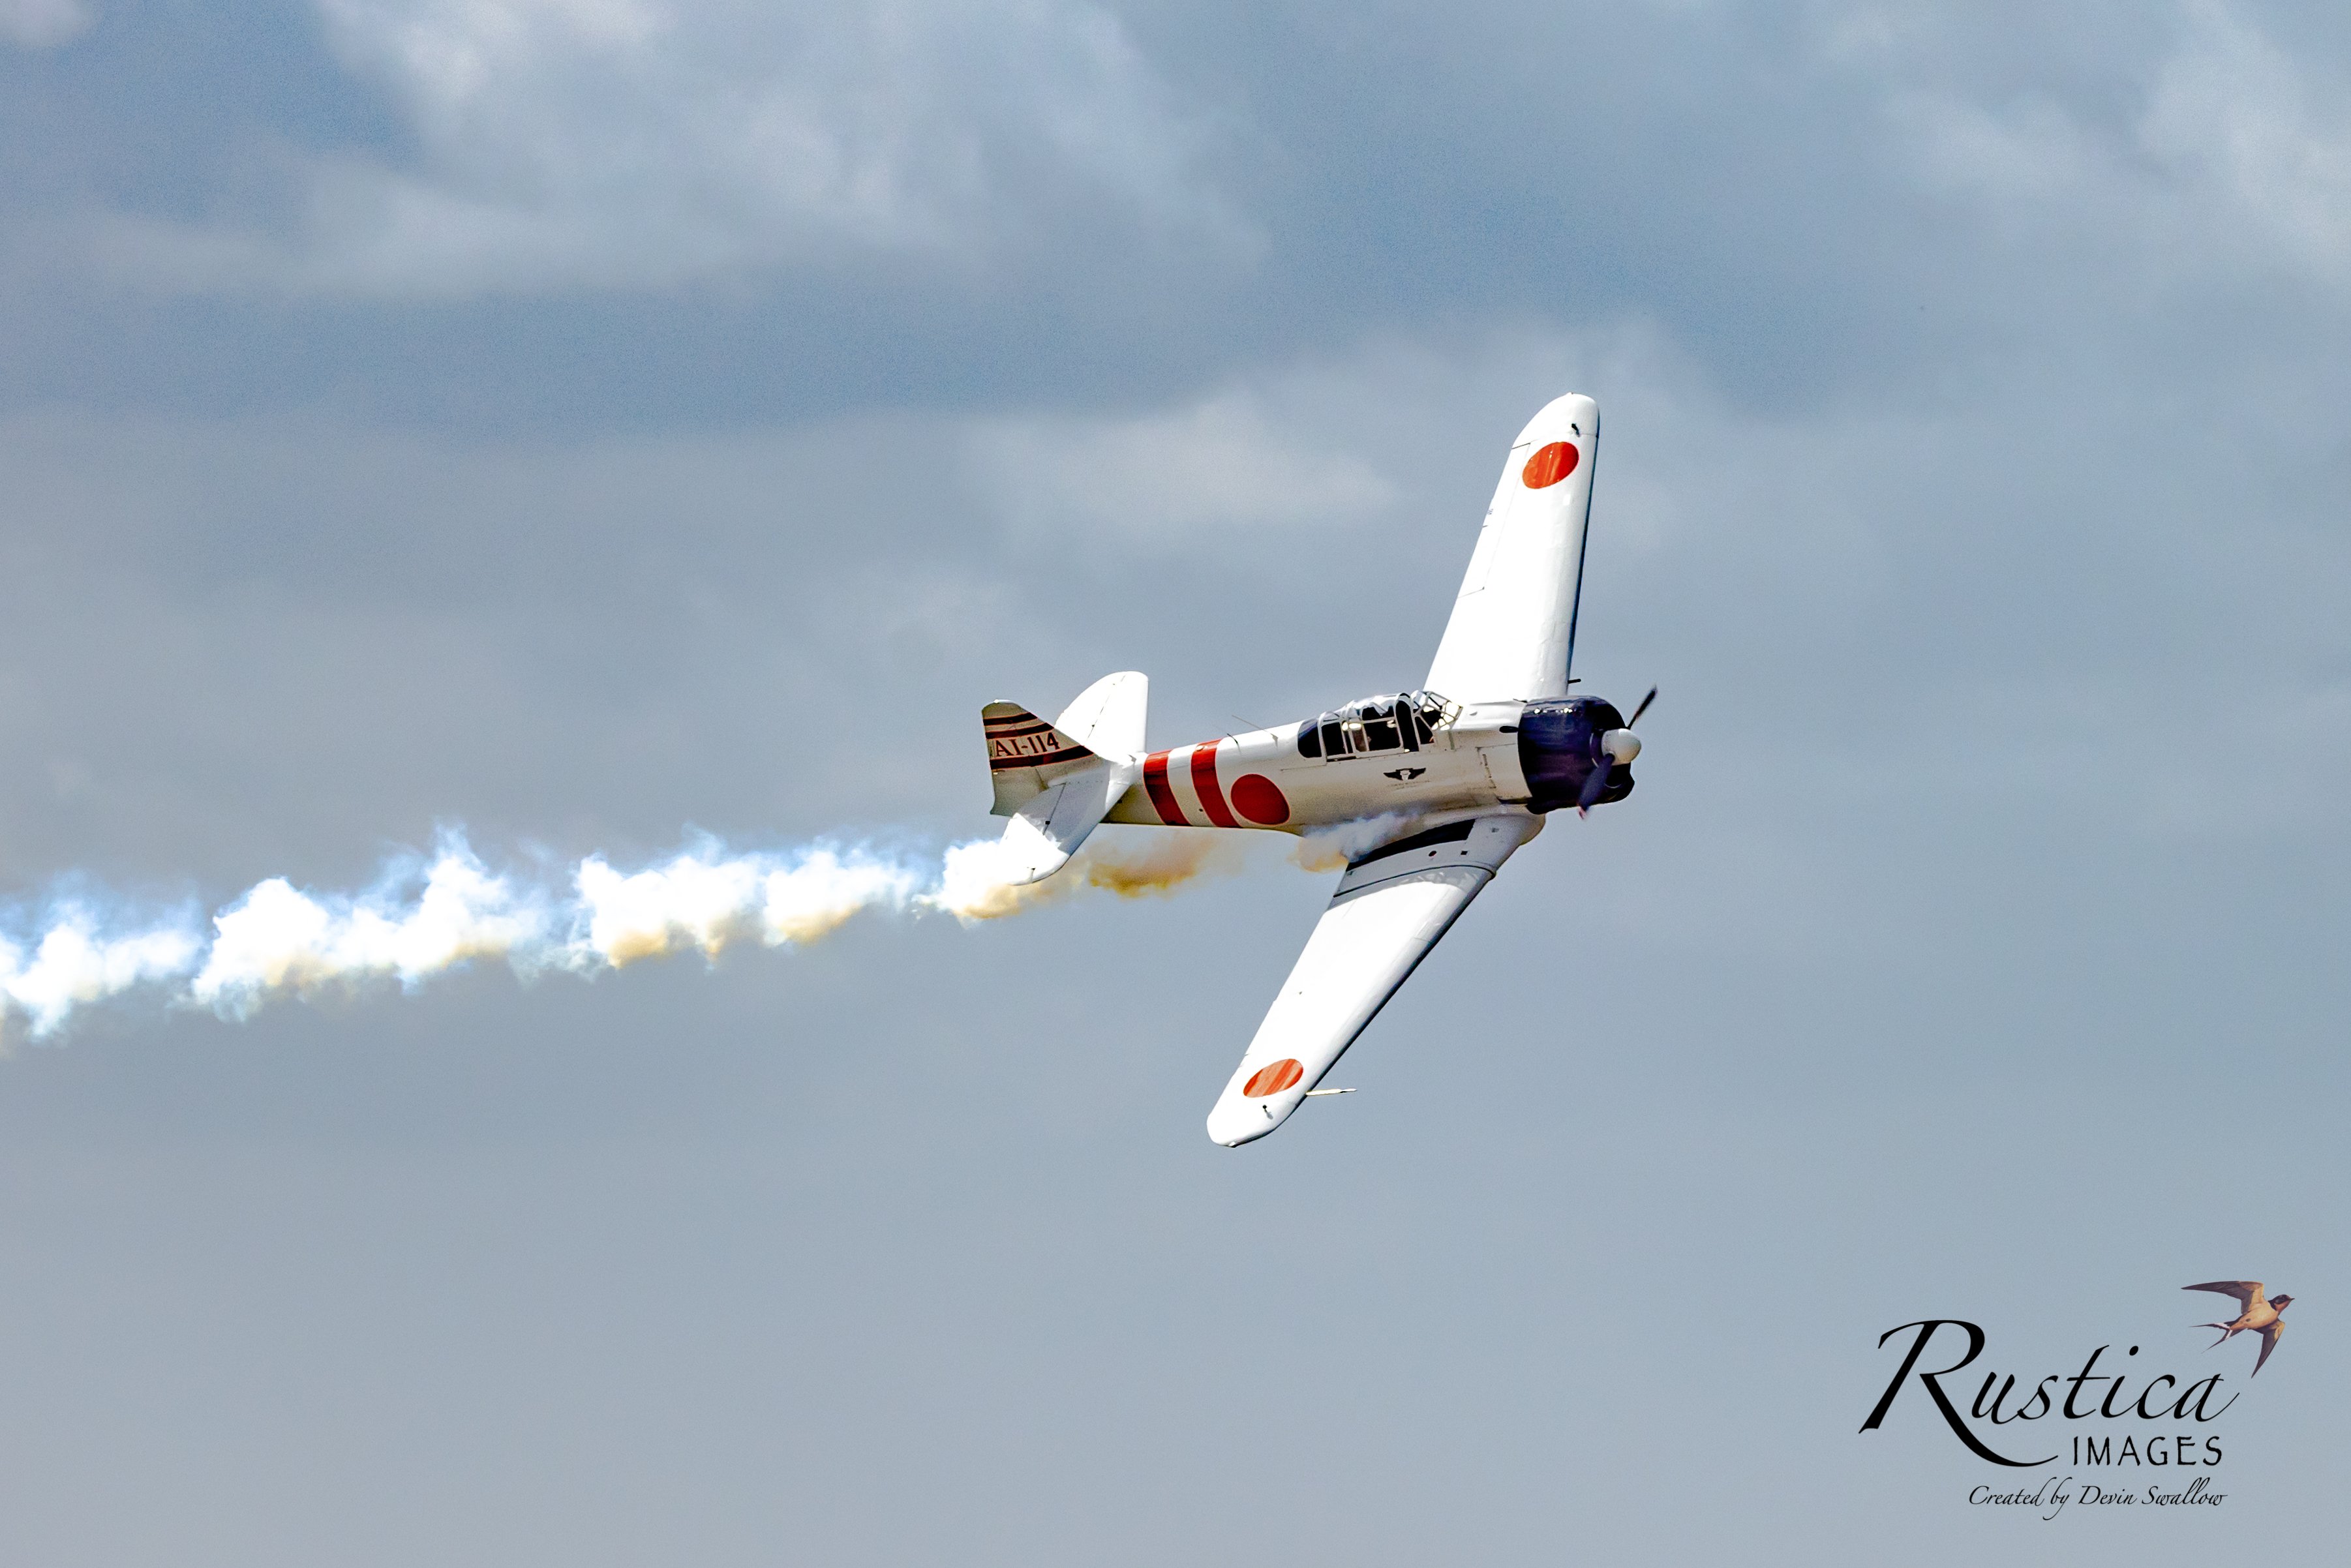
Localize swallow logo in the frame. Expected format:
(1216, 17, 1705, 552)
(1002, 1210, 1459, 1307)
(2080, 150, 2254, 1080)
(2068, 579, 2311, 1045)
(1382, 767, 1426, 781)
(2185, 1281, 2293, 1376)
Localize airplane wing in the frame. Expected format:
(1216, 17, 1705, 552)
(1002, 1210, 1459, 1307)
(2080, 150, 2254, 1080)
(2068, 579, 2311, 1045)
(2183, 1280, 2262, 1309)
(1206, 813, 1542, 1146)
(1423, 393, 1600, 704)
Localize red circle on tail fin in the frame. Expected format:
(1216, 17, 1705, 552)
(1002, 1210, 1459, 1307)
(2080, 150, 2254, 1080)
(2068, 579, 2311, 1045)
(1244, 1059, 1305, 1098)
(1522, 442, 1580, 488)
(1230, 774, 1290, 825)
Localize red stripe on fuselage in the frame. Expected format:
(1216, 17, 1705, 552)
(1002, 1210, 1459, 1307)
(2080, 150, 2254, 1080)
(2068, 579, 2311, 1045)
(1142, 751, 1188, 826)
(1191, 741, 1238, 828)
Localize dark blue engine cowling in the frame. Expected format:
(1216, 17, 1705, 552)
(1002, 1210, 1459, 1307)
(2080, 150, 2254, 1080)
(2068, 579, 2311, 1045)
(1517, 697, 1634, 813)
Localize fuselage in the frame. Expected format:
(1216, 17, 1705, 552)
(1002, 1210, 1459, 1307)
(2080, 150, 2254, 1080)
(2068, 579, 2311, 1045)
(1104, 689, 1635, 833)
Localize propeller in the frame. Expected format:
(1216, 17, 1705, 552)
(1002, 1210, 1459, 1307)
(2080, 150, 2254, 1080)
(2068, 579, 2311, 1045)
(1575, 757, 1614, 813)
(1577, 686, 1657, 816)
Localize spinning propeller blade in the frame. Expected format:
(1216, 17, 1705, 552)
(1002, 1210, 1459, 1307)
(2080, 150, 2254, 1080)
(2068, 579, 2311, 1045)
(1578, 686, 1655, 816)
(1576, 760, 1613, 813)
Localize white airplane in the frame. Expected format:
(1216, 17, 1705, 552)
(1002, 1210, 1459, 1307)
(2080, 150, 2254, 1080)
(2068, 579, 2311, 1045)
(980, 393, 1648, 1146)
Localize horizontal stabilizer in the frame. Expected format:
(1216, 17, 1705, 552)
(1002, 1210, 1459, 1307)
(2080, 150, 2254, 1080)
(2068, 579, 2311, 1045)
(996, 757, 1140, 884)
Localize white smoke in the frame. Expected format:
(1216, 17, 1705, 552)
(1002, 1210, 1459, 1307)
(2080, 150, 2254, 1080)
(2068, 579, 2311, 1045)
(0, 824, 1238, 1044)
(190, 842, 556, 1017)
(0, 914, 200, 1038)
(1290, 812, 1415, 873)
(930, 837, 1053, 922)
(574, 844, 926, 963)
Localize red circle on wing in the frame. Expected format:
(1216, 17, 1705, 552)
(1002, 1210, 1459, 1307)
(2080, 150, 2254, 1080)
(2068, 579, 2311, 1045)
(1522, 442, 1580, 488)
(1243, 1059, 1305, 1098)
(1230, 774, 1290, 825)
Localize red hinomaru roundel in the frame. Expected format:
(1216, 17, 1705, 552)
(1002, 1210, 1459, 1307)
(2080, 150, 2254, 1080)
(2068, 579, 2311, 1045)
(1243, 1059, 1305, 1098)
(1230, 774, 1289, 825)
(1522, 442, 1579, 489)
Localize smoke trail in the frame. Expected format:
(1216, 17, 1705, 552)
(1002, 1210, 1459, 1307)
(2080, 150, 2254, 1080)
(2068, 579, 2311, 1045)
(0, 826, 1239, 1044)
(931, 830, 1241, 920)
(0, 914, 201, 1039)
(1289, 813, 1415, 874)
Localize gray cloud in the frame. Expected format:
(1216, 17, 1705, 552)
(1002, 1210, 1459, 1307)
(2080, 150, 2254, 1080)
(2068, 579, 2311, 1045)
(87, 0, 1242, 297)
(10, 1, 2346, 432)
(0, 0, 90, 48)
(1877, 0, 2351, 292)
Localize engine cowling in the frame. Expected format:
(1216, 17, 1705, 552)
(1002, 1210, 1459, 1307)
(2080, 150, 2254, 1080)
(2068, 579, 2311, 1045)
(1516, 697, 1636, 813)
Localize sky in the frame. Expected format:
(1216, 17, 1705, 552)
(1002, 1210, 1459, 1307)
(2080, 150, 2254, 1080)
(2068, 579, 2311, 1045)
(3, 1, 2348, 1561)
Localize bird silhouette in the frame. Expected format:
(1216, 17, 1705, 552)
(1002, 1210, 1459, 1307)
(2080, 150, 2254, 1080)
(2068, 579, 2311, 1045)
(2184, 1281, 2293, 1376)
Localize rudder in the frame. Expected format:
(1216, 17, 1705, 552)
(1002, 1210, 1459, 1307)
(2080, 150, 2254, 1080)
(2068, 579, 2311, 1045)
(984, 702, 1099, 817)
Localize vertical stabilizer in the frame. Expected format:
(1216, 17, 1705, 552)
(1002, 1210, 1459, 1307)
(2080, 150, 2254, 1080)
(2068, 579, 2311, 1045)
(1054, 671, 1147, 759)
(984, 702, 1099, 816)
(980, 674, 1150, 884)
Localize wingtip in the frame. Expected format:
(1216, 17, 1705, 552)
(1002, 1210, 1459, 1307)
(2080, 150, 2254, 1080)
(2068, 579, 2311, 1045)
(1517, 391, 1601, 445)
(1206, 1100, 1287, 1147)
(1206, 1115, 1269, 1148)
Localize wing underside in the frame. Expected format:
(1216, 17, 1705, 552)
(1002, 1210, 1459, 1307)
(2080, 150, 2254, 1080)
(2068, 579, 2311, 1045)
(1207, 813, 1541, 1146)
(2183, 1280, 2262, 1309)
(1423, 393, 1600, 704)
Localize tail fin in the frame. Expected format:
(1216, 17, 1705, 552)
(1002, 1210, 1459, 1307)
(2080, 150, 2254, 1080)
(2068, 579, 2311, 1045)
(984, 672, 1147, 817)
(985, 704, 1100, 816)
(1054, 671, 1147, 759)
(980, 672, 1149, 885)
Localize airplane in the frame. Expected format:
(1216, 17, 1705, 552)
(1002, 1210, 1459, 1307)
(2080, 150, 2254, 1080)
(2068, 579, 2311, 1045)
(978, 392, 1648, 1146)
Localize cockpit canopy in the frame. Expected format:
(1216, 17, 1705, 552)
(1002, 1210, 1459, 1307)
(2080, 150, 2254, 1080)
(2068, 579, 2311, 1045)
(1296, 691, 1453, 759)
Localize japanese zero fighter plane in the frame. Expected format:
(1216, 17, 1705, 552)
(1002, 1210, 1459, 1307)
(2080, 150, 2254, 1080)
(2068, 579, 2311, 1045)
(979, 392, 1648, 1146)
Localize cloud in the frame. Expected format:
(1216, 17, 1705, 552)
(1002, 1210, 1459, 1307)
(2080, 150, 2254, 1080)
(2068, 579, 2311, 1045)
(93, 0, 1237, 297)
(1879, 1, 2351, 292)
(2140, 0, 2351, 278)
(0, 0, 91, 48)
(963, 387, 1399, 543)
(954, 324, 1702, 564)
